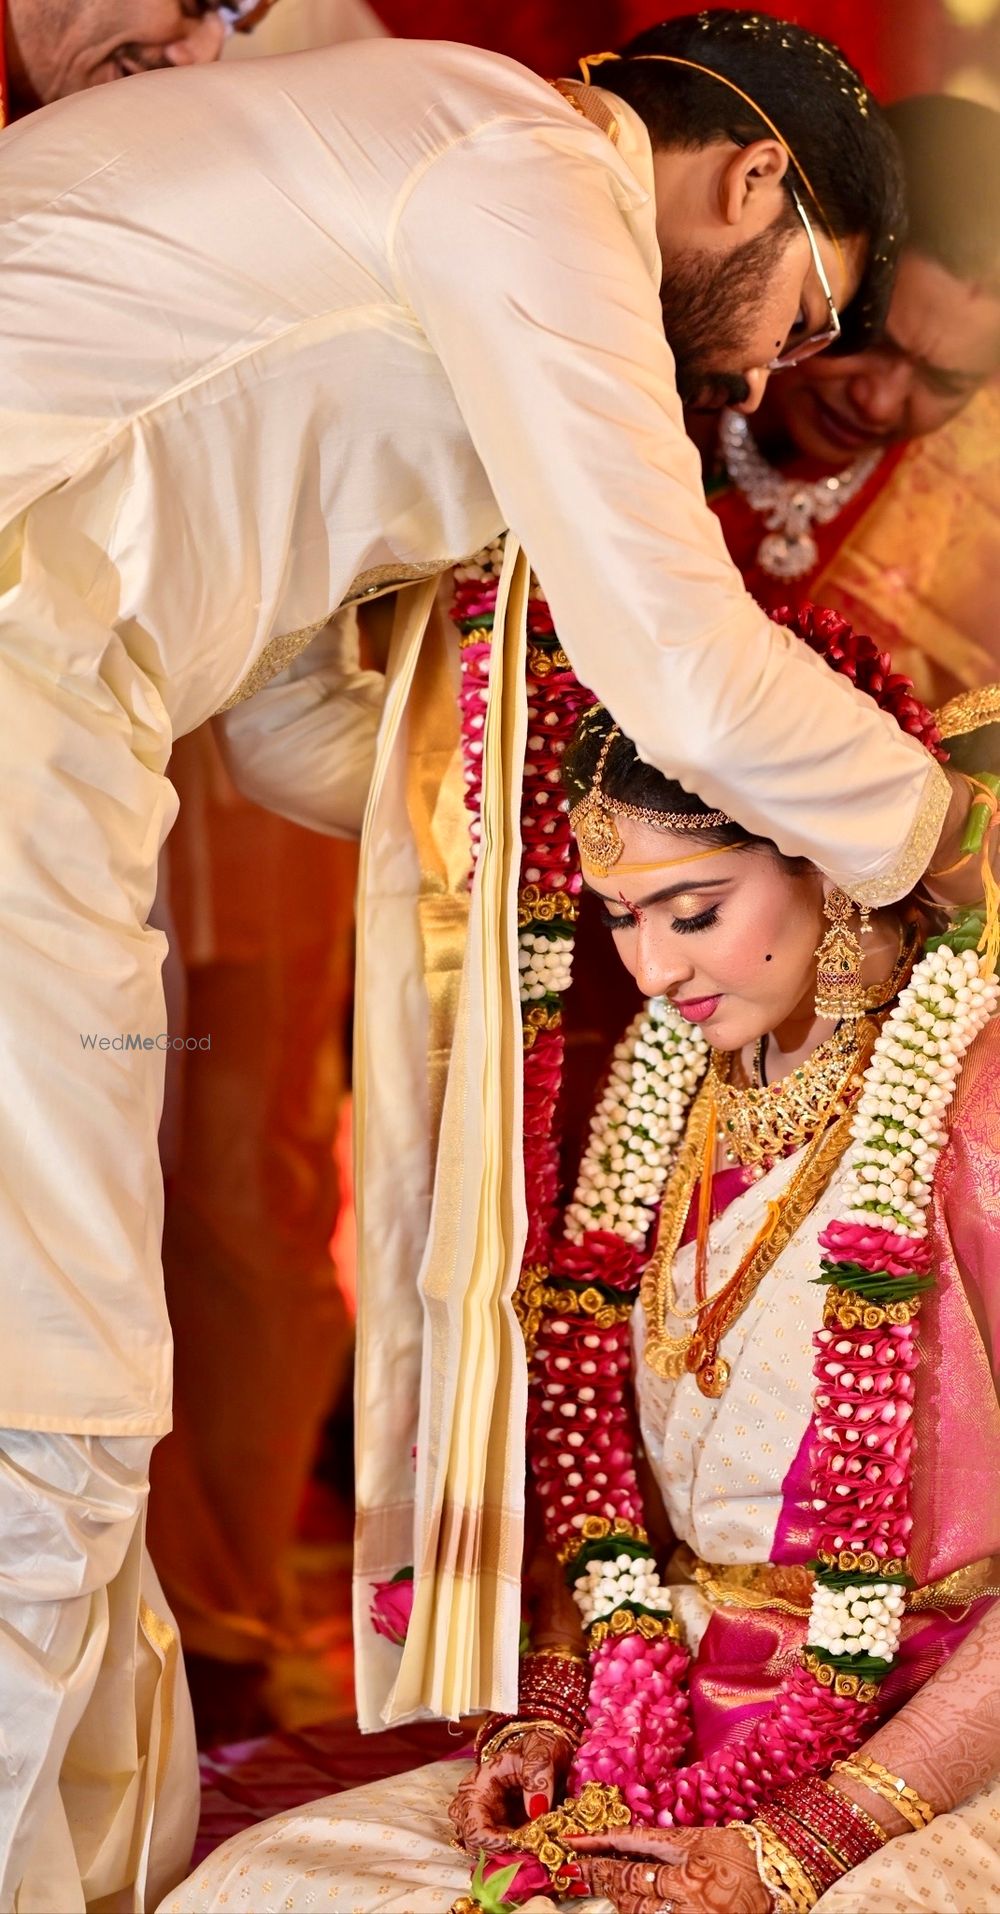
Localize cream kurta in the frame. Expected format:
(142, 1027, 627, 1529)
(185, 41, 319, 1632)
(0, 39, 945, 1438)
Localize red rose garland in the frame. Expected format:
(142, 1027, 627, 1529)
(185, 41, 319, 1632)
(452, 545, 592, 1274)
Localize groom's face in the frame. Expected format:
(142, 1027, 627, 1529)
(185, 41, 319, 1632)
(661, 218, 862, 414)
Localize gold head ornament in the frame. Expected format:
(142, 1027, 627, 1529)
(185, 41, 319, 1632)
(568, 714, 731, 876)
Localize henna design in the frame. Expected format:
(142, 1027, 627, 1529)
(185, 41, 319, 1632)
(858, 1601, 1000, 1818)
(575, 1826, 771, 1914)
(447, 1724, 572, 1851)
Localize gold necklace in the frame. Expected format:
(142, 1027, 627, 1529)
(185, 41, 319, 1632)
(642, 1037, 873, 1396)
(712, 1019, 871, 1175)
(713, 925, 919, 1176)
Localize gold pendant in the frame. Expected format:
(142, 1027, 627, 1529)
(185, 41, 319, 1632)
(696, 1356, 731, 1398)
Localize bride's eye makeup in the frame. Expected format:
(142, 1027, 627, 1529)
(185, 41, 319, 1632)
(672, 905, 720, 935)
(600, 904, 636, 931)
(599, 902, 722, 935)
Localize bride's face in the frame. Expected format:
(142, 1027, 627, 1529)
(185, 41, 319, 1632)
(585, 816, 826, 1052)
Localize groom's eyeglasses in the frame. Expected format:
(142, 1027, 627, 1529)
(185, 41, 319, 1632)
(218, 0, 279, 29)
(770, 189, 843, 369)
(729, 136, 843, 370)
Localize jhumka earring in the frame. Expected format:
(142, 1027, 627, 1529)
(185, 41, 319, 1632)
(814, 887, 870, 1021)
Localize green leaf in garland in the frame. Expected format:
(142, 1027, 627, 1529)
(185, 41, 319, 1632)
(805, 1645, 894, 1678)
(813, 1260, 933, 1304)
(927, 905, 999, 976)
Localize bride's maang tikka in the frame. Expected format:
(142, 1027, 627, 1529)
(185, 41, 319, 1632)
(569, 715, 731, 876)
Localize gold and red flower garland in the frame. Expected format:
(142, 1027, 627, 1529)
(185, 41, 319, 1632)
(452, 542, 593, 1294)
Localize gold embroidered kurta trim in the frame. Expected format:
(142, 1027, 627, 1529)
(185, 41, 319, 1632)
(215, 618, 330, 711)
(215, 559, 458, 711)
(550, 79, 621, 144)
(851, 760, 951, 909)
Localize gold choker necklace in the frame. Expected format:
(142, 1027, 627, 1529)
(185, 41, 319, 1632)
(712, 1019, 871, 1175)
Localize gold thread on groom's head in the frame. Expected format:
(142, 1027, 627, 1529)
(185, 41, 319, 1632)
(577, 47, 844, 271)
(568, 707, 731, 876)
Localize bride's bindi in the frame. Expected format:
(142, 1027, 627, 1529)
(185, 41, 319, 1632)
(619, 890, 643, 924)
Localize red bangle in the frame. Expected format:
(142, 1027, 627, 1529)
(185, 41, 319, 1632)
(474, 1650, 588, 1760)
(518, 1650, 588, 1740)
(771, 1777, 887, 1869)
(756, 1774, 889, 1900)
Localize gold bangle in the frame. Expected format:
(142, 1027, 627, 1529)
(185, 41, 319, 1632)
(751, 1818, 821, 1913)
(732, 1823, 789, 1906)
(529, 1643, 587, 1662)
(477, 1717, 575, 1766)
(832, 1756, 936, 1832)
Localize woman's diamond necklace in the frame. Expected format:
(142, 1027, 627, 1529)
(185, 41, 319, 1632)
(719, 408, 883, 580)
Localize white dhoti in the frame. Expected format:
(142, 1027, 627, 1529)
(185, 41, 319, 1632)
(0, 1433, 198, 1914)
(161, 1755, 1000, 1914)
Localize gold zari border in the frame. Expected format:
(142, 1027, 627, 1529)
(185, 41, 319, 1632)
(851, 761, 951, 909)
(216, 558, 461, 712)
(687, 1549, 1000, 1619)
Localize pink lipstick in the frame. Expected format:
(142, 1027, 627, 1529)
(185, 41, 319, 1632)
(672, 994, 722, 1025)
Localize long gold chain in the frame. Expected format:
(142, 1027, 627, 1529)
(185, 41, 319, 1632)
(641, 1027, 877, 1395)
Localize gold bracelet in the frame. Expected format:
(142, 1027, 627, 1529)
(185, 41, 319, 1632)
(747, 1819, 820, 1913)
(529, 1643, 587, 1662)
(832, 1756, 936, 1832)
(732, 1823, 789, 1908)
(477, 1717, 574, 1766)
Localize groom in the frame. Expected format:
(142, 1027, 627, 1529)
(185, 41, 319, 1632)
(0, 9, 972, 1905)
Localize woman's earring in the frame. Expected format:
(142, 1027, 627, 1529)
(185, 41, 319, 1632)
(814, 887, 869, 1021)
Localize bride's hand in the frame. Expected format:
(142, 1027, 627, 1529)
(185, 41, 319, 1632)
(448, 1724, 574, 1853)
(568, 1824, 773, 1914)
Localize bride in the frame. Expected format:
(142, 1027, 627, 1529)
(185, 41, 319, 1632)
(166, 628, 1000, 1914)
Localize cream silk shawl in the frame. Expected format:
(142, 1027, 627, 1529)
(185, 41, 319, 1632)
(352, 548, 530, 1729)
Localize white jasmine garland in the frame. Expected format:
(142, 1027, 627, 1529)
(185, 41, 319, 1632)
(807, 1581, 905, 1661)
(518, 928, 575, 1003)
(572, 1551, 672, 1629)
(565, 998, 708, 1246)
(453, 539, 505, 584)
(843, 947, 999, 1236)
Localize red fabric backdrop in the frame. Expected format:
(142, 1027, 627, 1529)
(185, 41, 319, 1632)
(373, 2, 998, 103)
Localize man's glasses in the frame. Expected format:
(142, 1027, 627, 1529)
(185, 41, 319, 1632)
(769, 188, 842, 370)
(218, 0, 279, 31)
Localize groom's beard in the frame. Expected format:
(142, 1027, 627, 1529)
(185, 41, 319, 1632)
(661, 221, 795, 410)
